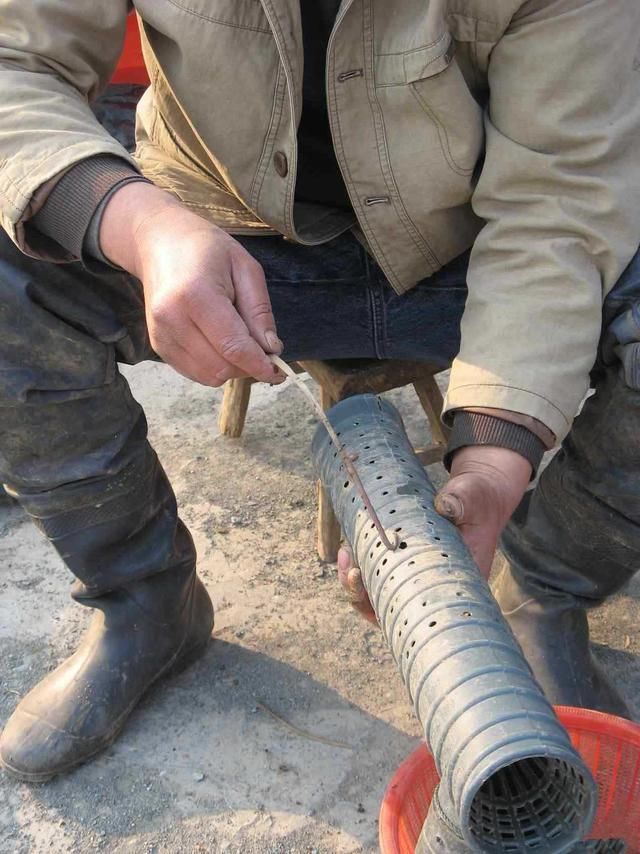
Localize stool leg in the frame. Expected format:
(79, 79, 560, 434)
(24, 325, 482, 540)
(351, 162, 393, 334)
(317, 386, 342, 562)
(219, 378, 253, 438)
(413, 376, 450, 445)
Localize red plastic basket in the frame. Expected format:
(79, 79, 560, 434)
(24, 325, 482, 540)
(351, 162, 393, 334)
(111, 14, 149, 85)
(379, 707, 640, 853)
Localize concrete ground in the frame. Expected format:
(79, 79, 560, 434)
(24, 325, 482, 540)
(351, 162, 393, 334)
(1, 365, 639, 854)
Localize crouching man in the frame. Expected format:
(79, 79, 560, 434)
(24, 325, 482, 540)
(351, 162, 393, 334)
(0, 0, 639, 781)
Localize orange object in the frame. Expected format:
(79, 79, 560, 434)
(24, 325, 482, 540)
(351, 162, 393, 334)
(111, 14, 149, 85)
(379, 706, 640, 853)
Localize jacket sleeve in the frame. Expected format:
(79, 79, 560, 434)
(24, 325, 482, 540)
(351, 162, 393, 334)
(443, 0, 640, 442)
(0, 0, 137, 259)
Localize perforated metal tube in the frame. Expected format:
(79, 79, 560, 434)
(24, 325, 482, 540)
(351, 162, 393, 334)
(311, 395, 597, 852)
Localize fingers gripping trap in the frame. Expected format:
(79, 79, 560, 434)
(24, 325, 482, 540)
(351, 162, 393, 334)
(311, 396, 597, 852)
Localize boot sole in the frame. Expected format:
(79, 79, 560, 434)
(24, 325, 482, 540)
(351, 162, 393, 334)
(0, 636, 211, 784)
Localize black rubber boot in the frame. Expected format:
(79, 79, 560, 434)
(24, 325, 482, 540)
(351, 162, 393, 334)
(0, 242, 216, 780)
(492, 555, 631, 719)
(0, 563, 213, 782)
(0, 442, 214, 782)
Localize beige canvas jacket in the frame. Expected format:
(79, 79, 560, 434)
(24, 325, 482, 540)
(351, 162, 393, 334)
(1, 0, 639, 440)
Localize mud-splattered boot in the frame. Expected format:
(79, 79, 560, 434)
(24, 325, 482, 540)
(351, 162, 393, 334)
(0, 562, 213, 782)
(0, 447, 214, 781)
(0, 247, 216, 780)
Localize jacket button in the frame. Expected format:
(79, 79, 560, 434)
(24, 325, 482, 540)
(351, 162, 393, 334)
(273, 151, 288, 177)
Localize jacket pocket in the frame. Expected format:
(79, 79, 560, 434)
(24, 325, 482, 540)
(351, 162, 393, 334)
(152, 0, 270, 33)
(405, 41, 484, 176)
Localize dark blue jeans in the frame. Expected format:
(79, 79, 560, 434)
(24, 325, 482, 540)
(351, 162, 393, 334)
(234, 233, 468, 366)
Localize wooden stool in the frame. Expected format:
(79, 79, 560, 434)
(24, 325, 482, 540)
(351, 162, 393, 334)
(218, 359, 450, 562)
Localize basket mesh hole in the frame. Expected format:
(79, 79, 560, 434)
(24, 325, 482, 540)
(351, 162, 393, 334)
(469, 758, 590, 852)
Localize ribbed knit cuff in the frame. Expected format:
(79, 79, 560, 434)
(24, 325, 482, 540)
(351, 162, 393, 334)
(31, 156, 150, 260)
(444, 412, 545, 477)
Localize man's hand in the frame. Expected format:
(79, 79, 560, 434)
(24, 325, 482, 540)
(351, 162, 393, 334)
(337, 445, 532, 622)
(99, 182, 284, 387)
(433, 445, 531, 577)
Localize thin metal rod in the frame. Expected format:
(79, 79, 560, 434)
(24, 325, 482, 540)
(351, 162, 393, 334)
(269, 356, 398, 551)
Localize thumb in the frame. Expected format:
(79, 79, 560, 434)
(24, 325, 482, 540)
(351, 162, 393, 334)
(434, 486, 466, 526)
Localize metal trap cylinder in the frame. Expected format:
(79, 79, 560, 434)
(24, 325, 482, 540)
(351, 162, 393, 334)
(311, 395, 597, 852)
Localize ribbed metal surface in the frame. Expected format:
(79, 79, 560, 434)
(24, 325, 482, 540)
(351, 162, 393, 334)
(311, 395, 597, 852)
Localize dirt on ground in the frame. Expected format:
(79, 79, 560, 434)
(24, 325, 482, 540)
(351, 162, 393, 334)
(1, 365, 639, 854)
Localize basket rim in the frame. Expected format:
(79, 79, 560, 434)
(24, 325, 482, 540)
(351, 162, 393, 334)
(379, 705, 640, 854)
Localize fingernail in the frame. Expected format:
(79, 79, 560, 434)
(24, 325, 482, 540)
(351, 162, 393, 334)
(265, 331, 283, 354)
